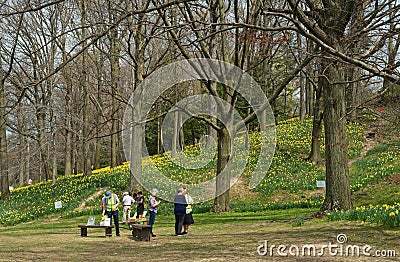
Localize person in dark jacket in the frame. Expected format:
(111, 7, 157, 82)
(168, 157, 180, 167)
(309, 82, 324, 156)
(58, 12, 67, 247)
(136, 191, 145, 219)
(173, 187, 187, 236)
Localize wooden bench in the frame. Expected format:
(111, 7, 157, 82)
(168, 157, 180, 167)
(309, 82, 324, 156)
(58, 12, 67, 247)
(131, 224, 151, 241)
(78, 225, 114, 237)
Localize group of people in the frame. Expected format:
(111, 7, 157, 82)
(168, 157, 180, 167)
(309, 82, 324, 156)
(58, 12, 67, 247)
(173, 187, 194, 236)
(121, 191, 145, 224)
(101, 187, 194, 237)
(101, 189, 161, 237)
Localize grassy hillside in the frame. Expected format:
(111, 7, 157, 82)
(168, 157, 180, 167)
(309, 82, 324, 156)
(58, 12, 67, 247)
(0, 166, 129, 225)
(1, 118, 399, 226)
(329, 141, 400, 226)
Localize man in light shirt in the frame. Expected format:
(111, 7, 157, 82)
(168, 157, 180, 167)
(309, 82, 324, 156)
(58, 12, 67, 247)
(121, 192, 135, 224)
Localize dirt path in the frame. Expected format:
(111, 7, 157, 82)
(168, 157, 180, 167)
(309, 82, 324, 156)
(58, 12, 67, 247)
(230, 177, 260, 200)
(349, 137, 378, 166)
(75, 187, 107, 211)
(349, 123, 381, 166)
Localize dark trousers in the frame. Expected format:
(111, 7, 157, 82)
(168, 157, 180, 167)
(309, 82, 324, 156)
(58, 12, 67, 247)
(148, 211, 156, 234)
(175, 214, 185, 234)
(106, 210, 120, 235)
(136, 205, 144, 218)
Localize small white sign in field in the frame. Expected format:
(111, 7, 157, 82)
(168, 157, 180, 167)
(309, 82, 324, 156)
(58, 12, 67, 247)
(316, 180, 326, 188)
(87, 216, 95, 226)
(54, 201, 62, 209)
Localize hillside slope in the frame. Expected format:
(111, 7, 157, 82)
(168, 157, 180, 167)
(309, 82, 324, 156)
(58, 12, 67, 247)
(1, 118, 399, 226)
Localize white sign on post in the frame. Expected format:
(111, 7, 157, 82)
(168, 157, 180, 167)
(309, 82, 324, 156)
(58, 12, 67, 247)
(8, 186, 14, 191)
(54, 201, 62, 209)
(316, 180, 326, 188)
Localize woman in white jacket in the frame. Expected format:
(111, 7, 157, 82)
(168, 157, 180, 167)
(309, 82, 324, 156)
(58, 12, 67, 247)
(182, 188, 194, 235)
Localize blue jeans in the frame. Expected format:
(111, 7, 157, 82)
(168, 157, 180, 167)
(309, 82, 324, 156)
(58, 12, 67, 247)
(148, 211, 156, 234)
(106, 210, 120, 235)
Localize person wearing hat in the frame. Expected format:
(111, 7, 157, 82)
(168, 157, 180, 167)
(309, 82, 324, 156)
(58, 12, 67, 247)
(102, 191, 120, 236)
(121, 192, 135, 224)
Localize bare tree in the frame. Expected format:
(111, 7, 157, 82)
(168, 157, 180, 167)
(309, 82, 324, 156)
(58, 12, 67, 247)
(284, 0, 400, 212)
(154, 0, 314, 211)
(0, 47, 10, 199)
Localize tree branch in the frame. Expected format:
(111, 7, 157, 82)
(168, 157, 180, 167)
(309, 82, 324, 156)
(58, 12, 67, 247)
(1, 0, 66, 17)
(29, 0, 194, 89)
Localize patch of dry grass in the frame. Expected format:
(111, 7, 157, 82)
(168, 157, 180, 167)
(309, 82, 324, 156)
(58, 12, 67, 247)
(0, 209, 398, 261)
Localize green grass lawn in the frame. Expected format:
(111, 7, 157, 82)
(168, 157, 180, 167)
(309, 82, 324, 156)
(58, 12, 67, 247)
(0, 209, 398, 261)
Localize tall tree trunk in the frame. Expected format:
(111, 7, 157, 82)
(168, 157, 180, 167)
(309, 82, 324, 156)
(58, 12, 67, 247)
(320, 58, 352, 211)
(72, 117, 78, 175)
(39, 164, 42, 182)
(80, 0, 91, 175)
(64, 86, 72, 176)
(93, 50, 104, 169)
(346, 66, 361, 120)
(383, 42, 395, 96)
(316, 1, 355, 212)
(52, 130, 57, 185)
(0, 51, 10, 199)
(94, 71, 102, 170)
(346, 2, 365, 120)
(49, 25, 57, 183)
(64, 82, 72, 176)
(94, 132, 101, 169)
(19, 153, 24, 186)
(37, 107, 50, 180)
(305, 39, 314, 116)
(26, 142, 30, 184)
(259, 16, 271, 128)
(179, 111, 185, 150)
(307, 78, 323, 164)
(171, 109, 179, 158)
(211, 0, 232, 213)
(382, 2, 400, 99)
(208, 88, 218, 146)
(129, 8, 147, 192)
(207, 0, 218, 147)
(299, 74, 306, 120)
(287, 0, 355, 212)
(130, 100, 143, 192)
(62, 38, 72, 176)
(298, 34, 306, 120)
(17, 105, 25, 187)
(157, 104, 163, 155)
(212, 124, 232, 212)
(110, 32, 120, 168)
